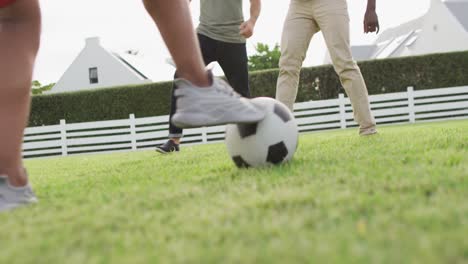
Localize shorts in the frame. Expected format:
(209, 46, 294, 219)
(0, 0, 16, 8)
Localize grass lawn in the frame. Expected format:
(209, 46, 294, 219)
(1, 120, 467, 264)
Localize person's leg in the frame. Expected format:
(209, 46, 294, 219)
(217, 41, 251, 98)
(276, 0, 319, 111)
(154, 74, 183, 153)
(166, 74, 183, 142)
(142, 0, 265, 128)
(0, 0, 40, 212)
(314, 0, 376, 135)
(168, 34, 217, 140)
(157, 34, 217, 153)
(142, 0, 208, 87)
(0, 0, 40, 186)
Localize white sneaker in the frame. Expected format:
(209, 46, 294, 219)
(0, 180, 38, 213)
(171, 75, 266, 128)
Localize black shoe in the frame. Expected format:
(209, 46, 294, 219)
(155, 140, 180, 154)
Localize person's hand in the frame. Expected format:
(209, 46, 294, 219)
(240, 19, 256, 38)
(364, 10, 379, 34)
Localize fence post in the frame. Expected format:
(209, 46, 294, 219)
(59, 119, 67, 156)
(407, 86, 416, 123)
(129, 114, 137, 150)
(338, 93, 347, 129)
(202, 127, 208, 144)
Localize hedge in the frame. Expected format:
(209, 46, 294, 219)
(30, 50, 468, 126)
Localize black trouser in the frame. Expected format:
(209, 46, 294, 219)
(168, 33, 250, 138)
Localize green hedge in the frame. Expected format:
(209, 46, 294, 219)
(29, 81, 173, 126)
(30, 50, 468, 126)
(250, 50, 468, 100)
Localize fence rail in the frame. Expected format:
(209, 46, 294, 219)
(23, 86, 468, 158)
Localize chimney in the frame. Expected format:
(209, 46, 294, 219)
(85, 37, 101, 47)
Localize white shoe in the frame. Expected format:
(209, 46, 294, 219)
(0, 180, 38, 213)
(172, 74, 266, 128)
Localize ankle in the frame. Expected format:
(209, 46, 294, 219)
(178, 70, 211, 87)
(170, 138, 181, 144)
(5, 168, 29, 187)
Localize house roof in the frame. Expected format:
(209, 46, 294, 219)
(112, 52, 149, 80)
(331, 0, 468, 65)
(350, 45, 377, 61)
(349, 0, 468, 61)
(375, 16, 425, 43)
(85, 37, 150, 81)
(444, 0, 468, 32)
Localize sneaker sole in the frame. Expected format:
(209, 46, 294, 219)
(0, 199, 38, 213)
(156, 148, 173, 154)
(155, 147, 179, 154)
(155, 148, 168, 154)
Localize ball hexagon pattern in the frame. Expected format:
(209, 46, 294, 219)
(225, 97, 298, 168)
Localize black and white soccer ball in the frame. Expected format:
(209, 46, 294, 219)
(225, 97, 298, 168)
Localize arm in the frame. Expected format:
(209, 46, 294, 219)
(364, 0, 379, 34)
(240, 0, 261, 38)
(367, 0, 376, 11)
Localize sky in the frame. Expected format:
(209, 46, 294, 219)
(34, 0, 431, 84)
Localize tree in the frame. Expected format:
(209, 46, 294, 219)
(248, 43, 281, 72)
(31, 80, 54, 95)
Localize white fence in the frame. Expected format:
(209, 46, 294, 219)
(23, 86, 468, 158)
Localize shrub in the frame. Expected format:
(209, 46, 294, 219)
(30, 50, 468, 126)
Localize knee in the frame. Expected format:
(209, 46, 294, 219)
(279, 58, 303, 78)
(334, 60, 361, 80)
(0, 81, 31, 104)
(0, 65, 33, 103)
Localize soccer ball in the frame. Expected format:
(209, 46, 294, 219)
(225, 97, 298, 168)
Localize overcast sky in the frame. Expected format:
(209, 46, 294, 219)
(34, 0, 431, 84)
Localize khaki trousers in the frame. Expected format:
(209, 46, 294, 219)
(276, 0, 376, 132)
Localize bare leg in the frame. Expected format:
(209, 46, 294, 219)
(142, 0, 210, 87)
(0, 0, 41, 187)
(142, 0, 265, 129)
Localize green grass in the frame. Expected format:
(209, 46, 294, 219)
(1, 120, 467, 264)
